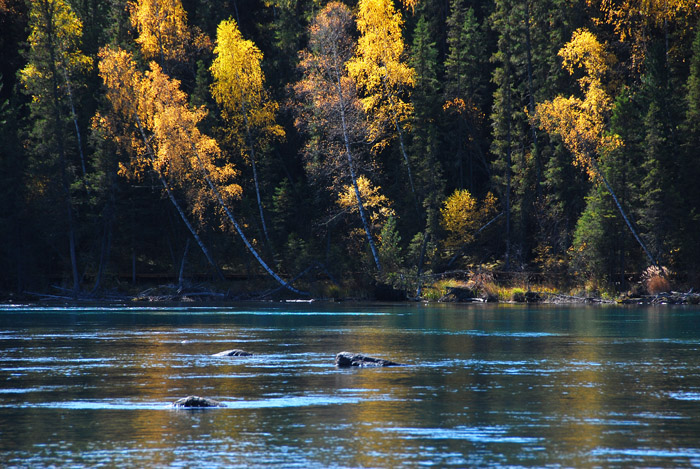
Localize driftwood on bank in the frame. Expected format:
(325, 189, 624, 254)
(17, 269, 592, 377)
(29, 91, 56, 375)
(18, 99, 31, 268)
(135, 284, 228, 302)
(620, 291, 700, 305)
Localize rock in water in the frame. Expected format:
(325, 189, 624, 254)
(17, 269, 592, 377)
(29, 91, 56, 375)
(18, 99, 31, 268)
(172, 396, 224, 408)
(212, 349, 253, 357)
(335, 351, 402, 367)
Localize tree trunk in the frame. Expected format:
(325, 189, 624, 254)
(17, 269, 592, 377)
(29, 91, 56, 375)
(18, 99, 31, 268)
(178, 238, 190, 289)
(188, 142, 309, 296)
(505, 68, 512, 270)
(415, 230, 430, 298)
(383, 77, 421, 218)
(134, 115, 226, 282)
(63, 68, 88, 185)
(524, 1, 542, 196)
(44, 5, 80, 296)
(589, 156, 658, 267)
(90, 205, 113, 294)
(333, 55, 382, 273)
(241, 99, 271, 246)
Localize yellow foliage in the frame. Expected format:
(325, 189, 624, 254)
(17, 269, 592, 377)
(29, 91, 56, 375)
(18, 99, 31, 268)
(336, 176, 395, 225)
(128, 0, 190, 64)
(398, 0, 418, 13)
(535, 29, 622, 181)
(588, 0, 697, 34)
(586, 0, 699, 66)
(558, 28, 616, 88)
(440, 189, 497, 249)
(347, 0, 415, 151)
(20, 0, 92, 98)
(98, 46, 241, 222)
(210, 18, 284, 160)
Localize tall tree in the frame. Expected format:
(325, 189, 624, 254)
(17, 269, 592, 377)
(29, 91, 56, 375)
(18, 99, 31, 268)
(210, 18, 284, 246)
(20, 0, 92, 296)
(536, 28, 658, 267)
(98, 46, 225, 281)
(679, 20, 700, 274)
(99, 46, 306, 294)
(444, 0, 488, 192)
(490, 0, 518, 268)
(347, 0, 417, 213)
(408, 11, 445, 293)
(128, 0, 189, 66)
(294, 2, 382, 273)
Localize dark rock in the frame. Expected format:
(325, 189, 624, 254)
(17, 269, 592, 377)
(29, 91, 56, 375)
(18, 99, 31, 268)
(172, 396, 225, 408)
(374, 283, 406, 301)
(213, 349, 253, 357)
(525, 291, 541, 303)
(439, 287, 483, 303)
(335, 351, 403, 368)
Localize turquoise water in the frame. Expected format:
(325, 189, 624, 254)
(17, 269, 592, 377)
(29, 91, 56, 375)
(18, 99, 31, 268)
(1, 302, 700, 467)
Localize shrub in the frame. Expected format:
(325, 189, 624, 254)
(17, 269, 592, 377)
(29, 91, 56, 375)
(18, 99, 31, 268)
(642, 265, 671, 295)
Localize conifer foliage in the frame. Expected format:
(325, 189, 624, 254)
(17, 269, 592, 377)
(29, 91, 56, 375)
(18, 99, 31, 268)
(3, 0, 700, 296)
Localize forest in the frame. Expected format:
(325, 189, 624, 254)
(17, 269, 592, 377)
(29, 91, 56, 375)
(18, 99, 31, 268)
(1, 0, 699, 301)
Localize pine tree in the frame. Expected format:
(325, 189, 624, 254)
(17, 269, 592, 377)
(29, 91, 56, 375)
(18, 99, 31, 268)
(20, 0, 92, 296)
(444, 0, 488, 192)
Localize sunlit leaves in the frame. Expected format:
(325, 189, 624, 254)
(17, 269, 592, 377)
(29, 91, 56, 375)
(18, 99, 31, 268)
(588, 0, 698, 34)
(98, 46, 241, 221)
(347, 0, 415, 152)
(210, 18, 284, 158)
(128, 0, 189, 64)
(20, 0, 92, 99)
(536, 29, 622, 180)
(336, 175, 395, 225)
(440, 189, 497, 249)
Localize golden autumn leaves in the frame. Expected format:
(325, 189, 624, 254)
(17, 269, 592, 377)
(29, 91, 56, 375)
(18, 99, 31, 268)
(96, 0, 503, 279)
(99, 48, 241, 221)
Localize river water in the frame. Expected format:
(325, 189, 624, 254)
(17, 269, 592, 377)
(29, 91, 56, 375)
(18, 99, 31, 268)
(1, 302, 700, 467)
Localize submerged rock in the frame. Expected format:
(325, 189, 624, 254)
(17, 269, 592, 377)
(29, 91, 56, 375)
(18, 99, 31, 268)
(335, 351, 403, 368)
(212, 349, 254, 357)
(172, 396, 225, 408)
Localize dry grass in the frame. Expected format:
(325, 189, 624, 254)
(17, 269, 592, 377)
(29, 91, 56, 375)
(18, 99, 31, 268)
(642, 266, 671, 295)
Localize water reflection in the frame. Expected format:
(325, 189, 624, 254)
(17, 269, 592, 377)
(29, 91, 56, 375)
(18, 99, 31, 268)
(1, 303, 700, 467)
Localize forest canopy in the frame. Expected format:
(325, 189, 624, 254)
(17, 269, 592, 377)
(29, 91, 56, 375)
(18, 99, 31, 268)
(1, 0, 699, 299)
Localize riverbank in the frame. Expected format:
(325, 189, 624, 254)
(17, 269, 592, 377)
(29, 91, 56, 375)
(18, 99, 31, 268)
(2, 281, 699, 306)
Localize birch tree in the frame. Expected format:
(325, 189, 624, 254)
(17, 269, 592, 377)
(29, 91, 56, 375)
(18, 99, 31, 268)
(210, 18, 284, 246)
(347, 0, 417, 206)
(128, 0, 189, 66)
(98, 47, 225, 281)
(294, 2, 382, 273)
(536, 28, 658, 266)
(99, 47, 306, 294)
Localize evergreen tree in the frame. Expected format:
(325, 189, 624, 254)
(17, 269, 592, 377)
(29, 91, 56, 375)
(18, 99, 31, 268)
(20, 0, 92, 296)
(444, 0, 488, 192)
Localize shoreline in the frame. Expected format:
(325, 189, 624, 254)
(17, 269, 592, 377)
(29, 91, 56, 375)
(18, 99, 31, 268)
(1, 287, 698, 306)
